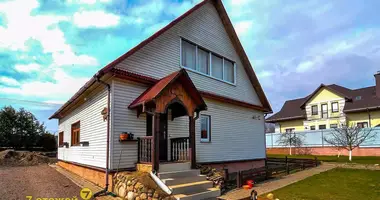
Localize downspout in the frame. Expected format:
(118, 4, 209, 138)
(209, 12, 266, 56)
(367, 108, 371, 127)
(93, 73, 112, 197)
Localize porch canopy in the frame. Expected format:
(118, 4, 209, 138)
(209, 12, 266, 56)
(128, 69, 207, 172)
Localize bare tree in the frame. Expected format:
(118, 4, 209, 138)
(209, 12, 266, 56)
(324, 125, 376, 161)
(277, 131, 304, 155)
(265, 123, 275, 133)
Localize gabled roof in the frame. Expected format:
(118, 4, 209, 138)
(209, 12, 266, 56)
(129, 69, 206, 111)
(266, 84, 380, 122)
(299, 84, 351, 108)
(50, 0, 271, 119)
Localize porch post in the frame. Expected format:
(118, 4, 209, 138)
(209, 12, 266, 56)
(152, 113, 160, 173)
(189, 116, 196, 169)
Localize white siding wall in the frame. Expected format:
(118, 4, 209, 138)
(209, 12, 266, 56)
(111, 80, 148, 170)
(115, 2, 261, 106)
(110, 78, 266, 169)
(57, 88, 108, 168)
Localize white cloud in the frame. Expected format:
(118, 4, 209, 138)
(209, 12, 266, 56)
(0, 69, 89, 99)
(52, 51, 98, 66)
(0, 0, 98, 67)
(68, 0, 111, 4)
(15, 63, 41, 73)
(0, 76, 20, 86)
(234, 20, 253, 36)
(73, 10, 120, 28)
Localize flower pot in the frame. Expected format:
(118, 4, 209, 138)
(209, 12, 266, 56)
(120, 133, 128, 141)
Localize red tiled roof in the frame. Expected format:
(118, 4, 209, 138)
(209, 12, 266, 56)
(128, 69, 206, 110)
(266, 84, 380, 122)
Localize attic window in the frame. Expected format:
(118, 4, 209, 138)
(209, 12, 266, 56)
(355, 96, 362, 100)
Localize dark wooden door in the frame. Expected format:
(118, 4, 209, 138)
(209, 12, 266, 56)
(159, 114, 168, 161)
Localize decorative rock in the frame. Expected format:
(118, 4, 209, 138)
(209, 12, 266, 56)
(153, 191, 159, 198)
(127, 185, 134, 191)
(118, 185, 127, 198)
(127, 191, 135, 200)
(135, 197, 140, 200)
(140, 193, 147, 200)
(127, 180, 132, 186)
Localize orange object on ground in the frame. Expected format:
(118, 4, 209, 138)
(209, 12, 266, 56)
(243, 184, 252, 190)
(247, 180, 254, 187)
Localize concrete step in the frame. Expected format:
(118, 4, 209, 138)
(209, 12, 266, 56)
(173, 188, 221, 200)
(159, 162, 191, 173)
(170, 180, 213, 195)
(158, 169, 200, 179)
(162, 175, 207, 186)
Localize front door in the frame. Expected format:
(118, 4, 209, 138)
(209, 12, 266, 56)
(159, 114, 168, 161)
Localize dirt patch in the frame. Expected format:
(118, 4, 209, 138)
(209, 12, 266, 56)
(0, 150, 57, 167)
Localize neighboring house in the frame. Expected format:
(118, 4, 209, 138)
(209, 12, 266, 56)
(266, 73, 380, 133)
(49, 0, 272, 198)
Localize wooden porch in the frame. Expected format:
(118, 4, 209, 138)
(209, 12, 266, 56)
(128, 69, 207, 173)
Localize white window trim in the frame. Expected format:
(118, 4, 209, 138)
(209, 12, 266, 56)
(180, 38, 236, 86)
(200, 115, 211, 143)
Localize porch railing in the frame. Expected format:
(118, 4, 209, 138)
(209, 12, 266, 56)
(137, 136, 152, 163)
(171, 137, 190, 162)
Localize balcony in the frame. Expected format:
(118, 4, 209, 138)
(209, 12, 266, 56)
(308, 111, 342, 120)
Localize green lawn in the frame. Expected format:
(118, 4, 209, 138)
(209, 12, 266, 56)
(268, 154, 380, 164)
(262, 168, 380, 200)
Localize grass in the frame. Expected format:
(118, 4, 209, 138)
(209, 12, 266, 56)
(268, 154, 380, 164)
(262, 168, 380, 200)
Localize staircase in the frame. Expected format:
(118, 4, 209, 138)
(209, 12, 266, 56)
(158, 163, 221, 200)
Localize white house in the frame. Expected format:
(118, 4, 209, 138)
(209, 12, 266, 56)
(50, 0, 272, 198)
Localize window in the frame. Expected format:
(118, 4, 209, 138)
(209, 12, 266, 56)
(310, 126, 315, 130)
(355, 96, 362, 100)
(181, 40, 196, 70)
(59, 131, 64, 146)
(180, 38, 236, 84)
(200, 115, 211, 142)
(224, 59, 235, 83)
(319, 125, 326, 130)
(285, 128, 295, 133)
(357, 122, 368, 128)
(331, 102, 339, 113)
(311, 105, 318, 115)
(71, 121, 80, 146)
(330, 124, 338, 129)
(198, 48, 210, 75)
(321, 104, 328, 118)
(211, 54, 223, 79)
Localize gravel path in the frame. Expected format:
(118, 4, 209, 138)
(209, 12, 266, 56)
(0, 165, 81, 200)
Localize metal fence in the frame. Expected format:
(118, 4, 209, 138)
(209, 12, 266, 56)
(266, 127, 380, 148)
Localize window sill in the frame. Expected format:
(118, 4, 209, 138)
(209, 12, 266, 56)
(200, 140, 211, 143)
(181, 66, 236, 86)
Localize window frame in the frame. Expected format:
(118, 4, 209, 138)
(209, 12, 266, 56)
(311, 105, 318, 115)
(319, 124, 326, 130)
(321, 103, 328, 118)
(331, 102, 339, 113)
(285, 128, 295, 133)
(357, 122, 369, 128)
(71, 121, 80, 146)
(58, 131, 64, 147)
(180, 38, 236, 85)
(330, 124, 338, 129)
(200, 115, 211, 143)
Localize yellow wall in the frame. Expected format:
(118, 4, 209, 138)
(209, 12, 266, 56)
(279, 120, 304, 133)
(308, 88, 343, 104)
(307, 119, 341, 129)
(346, 110, 380, 127)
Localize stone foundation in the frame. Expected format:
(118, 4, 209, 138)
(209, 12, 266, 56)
(113, 172, 173, 200)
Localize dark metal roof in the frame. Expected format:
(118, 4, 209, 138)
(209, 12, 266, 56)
(266, 84, 380, 122)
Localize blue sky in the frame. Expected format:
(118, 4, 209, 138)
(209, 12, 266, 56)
(1, 0, 380, 133)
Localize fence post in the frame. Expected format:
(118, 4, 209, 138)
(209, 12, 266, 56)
(236, 171, 241, 188)
(321, 130, 324, 147)
(315, 156, 318, 167)
(265, 159, 269, 179)
(286, 156, 289, 174)
(137, 138, 140, 163)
